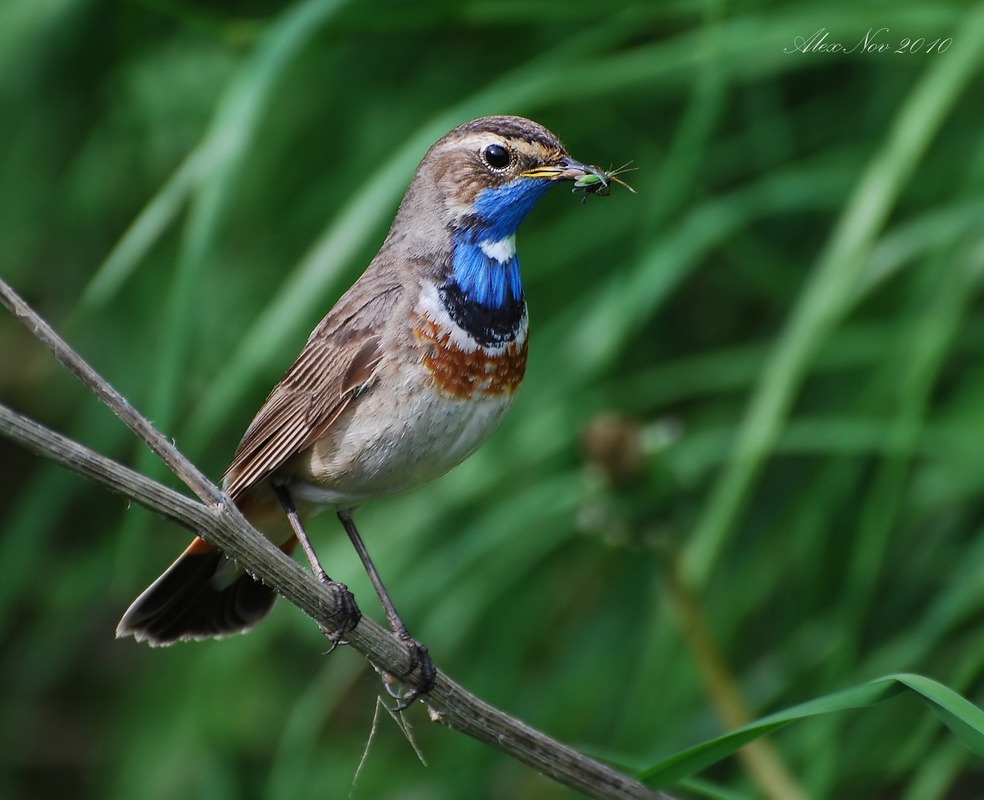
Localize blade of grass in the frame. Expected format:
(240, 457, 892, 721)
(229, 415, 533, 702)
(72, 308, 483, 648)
(143, 0, 354, 458)
(639, 674, 984, 788)
(77, 147, 210, 314)
(0, 0, 82, 78)
(681, 5, 984, 588)
(838, 238, 978, 668)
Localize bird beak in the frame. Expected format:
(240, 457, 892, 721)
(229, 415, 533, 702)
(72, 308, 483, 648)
(520, 156, 593, 182)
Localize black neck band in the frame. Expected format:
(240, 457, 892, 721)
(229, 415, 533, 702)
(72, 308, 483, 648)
(438, 281, 526, 347)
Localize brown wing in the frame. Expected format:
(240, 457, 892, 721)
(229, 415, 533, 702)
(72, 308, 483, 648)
(222, 282, 401, 500)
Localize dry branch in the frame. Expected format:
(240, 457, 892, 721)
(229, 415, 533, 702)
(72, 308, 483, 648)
(0, 277, 671, 800)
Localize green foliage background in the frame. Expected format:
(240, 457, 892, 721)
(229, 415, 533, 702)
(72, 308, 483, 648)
(2, 0, 984, 798)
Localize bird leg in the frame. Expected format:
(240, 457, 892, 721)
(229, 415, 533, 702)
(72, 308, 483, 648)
(337, 508, 437, 708)
(272, 484, 361, 650)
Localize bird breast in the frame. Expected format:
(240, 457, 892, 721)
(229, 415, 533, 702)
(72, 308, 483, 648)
(291, 282, 527, 507)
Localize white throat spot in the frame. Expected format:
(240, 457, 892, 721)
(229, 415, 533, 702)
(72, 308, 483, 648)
(479, 235, 516, 263)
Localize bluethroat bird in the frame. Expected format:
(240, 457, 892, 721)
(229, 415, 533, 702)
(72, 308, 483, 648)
(117, 115, 611, 695)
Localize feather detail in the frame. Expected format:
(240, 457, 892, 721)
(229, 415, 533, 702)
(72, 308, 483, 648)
(222, 284, 400, 500)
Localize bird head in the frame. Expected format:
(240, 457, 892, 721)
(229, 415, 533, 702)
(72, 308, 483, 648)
(424, 115, 594, 239)
(382, 116, 603, 345)
(388, 115, 596, 255)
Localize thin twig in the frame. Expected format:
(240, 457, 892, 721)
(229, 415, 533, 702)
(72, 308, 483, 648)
(0, 279, 222, 507)
(0, 277, 672, 800)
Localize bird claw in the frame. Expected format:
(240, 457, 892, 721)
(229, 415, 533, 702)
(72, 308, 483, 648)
(317, 578, 362, 653)
(387, 632, 437, 711)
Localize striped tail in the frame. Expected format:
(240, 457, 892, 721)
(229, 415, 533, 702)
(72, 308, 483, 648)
(116, 537, 278, 646)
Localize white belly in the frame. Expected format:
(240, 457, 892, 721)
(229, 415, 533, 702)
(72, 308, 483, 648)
(289, 368, 516, 508)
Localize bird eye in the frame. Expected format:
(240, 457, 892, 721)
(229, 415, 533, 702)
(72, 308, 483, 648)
(482, 143, 512, 171)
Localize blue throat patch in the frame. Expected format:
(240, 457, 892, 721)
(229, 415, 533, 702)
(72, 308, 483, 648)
(448, 177, 554, 309)
(439, 177, 555, 347)
(449, 242, 521, 308)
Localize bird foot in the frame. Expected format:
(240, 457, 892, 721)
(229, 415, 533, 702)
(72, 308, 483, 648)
(386, 631, 437, 711)
(318, 578, 362, 654)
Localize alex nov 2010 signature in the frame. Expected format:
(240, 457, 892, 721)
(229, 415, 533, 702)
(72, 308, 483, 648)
(785, 27, 953, 54)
